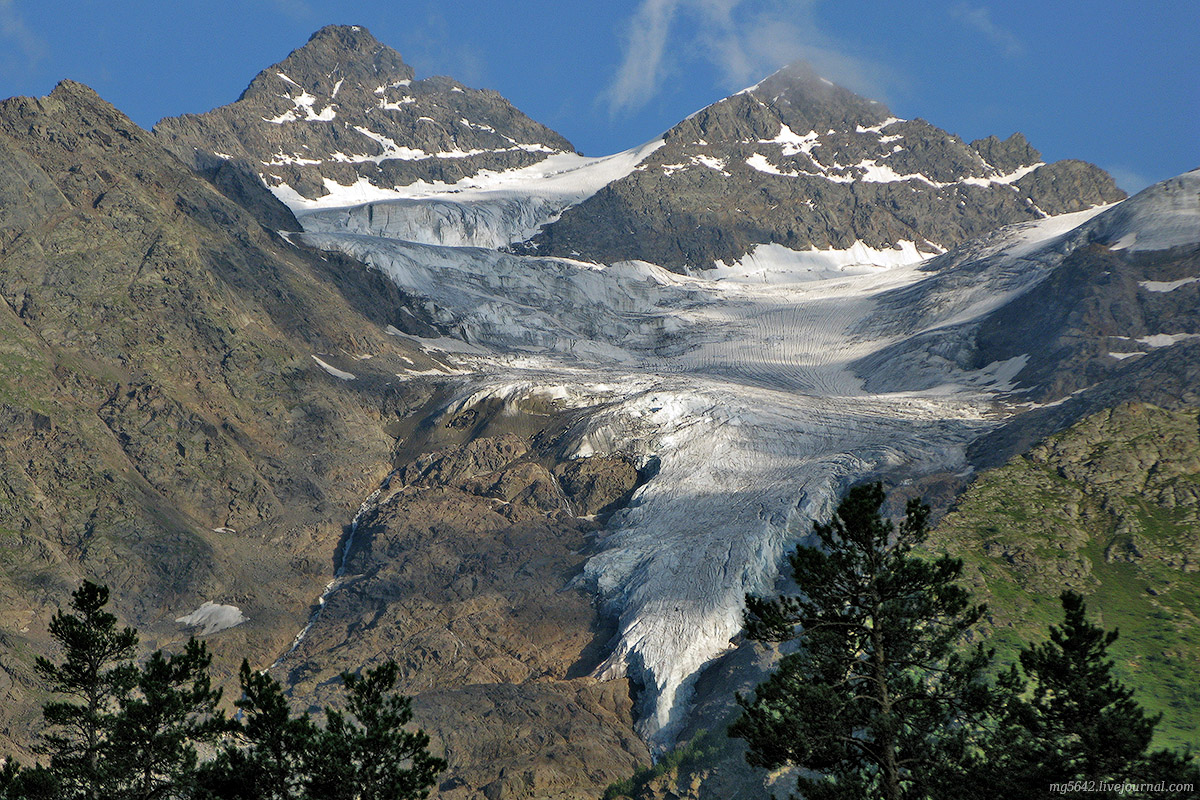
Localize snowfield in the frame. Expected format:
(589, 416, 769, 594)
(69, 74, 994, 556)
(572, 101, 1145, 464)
(273, 162, 1197, 745)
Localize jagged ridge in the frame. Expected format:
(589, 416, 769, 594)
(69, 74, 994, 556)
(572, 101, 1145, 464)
(520, 61, 1125, 271)
(154, 24, 574, 203)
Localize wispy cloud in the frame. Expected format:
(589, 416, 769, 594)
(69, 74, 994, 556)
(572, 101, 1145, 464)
(0, 0, 46, 70)
(606, 0, 679, 115)
(949, 3, 1023, 57)
(604, 0, 888, 115)
(1104, 165, 1153, 195)
(267, 0, 315, 22)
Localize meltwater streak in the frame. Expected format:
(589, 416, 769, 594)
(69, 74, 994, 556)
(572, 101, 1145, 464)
(271, 474, 394, 670)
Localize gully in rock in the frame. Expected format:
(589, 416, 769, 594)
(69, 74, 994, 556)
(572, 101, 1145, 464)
(272, 472, 395, 669)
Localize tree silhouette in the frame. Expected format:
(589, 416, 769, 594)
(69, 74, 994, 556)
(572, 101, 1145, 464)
(730, 483, 1002, 800)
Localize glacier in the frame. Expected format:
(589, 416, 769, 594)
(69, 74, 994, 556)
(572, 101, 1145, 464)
(267, 156, 1178, 745)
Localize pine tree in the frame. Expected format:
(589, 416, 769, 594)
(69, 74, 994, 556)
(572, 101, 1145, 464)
(195, 660, 316, 800)
(977, 591, 1199, 798)
(729, 483, 1001, 800)
(302, 662, 447, 800)
(104, 638, 226, 800)
(33, 581, 139, 799)
(197, 660, 445, 800)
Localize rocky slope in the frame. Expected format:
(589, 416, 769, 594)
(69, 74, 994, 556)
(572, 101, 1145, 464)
(519, 61, 1124, 271)
(154, 25, 574, 205)
(0, 77, 425, 754)
(0, 80, 654, 798)
(280, 409, 652, 799)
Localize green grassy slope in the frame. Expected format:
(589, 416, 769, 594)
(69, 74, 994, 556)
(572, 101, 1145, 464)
(929, 402, 1200, 749)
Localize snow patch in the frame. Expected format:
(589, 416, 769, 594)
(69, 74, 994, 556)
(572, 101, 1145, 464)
(855, 117, 904, 134)
(262, 84, 337, 124)
(760, 123, 820, 156)
(312, 355, 356, 380)
(746, 153, 797, 177)
(1139, 333, 1200, 348)
(176, 602, 247, 636)
(1140, 276, 1199, 292)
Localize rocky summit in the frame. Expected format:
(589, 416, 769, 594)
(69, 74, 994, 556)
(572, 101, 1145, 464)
(2, 23, 1198, 800)
(520, 61, 1125, 271)
(155, 25, 574, 204)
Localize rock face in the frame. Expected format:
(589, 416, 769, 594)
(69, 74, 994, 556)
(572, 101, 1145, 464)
(278, 420, 652, 799)
(154, 25, 574, 204)
(0, 78, 444, 755)
(518, 62, 1124, 271)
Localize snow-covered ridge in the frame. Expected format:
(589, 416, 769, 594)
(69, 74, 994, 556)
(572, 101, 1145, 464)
(1092, 168, 1200, 252)
(273, 138, 665, 247)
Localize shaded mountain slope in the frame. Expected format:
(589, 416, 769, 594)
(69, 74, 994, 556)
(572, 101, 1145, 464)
(0, 77, 432, 755)
(520, 62, 1124, 271)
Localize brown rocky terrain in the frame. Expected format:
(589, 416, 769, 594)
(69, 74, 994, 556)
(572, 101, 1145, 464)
(0, 79, 654, 798)
(0, 76, 432, 754)
(281, 416, 652, 798)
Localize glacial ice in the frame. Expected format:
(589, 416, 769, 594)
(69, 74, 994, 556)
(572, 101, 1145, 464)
(269, 152, 1195, 747)
(291, 219, 1076, 744)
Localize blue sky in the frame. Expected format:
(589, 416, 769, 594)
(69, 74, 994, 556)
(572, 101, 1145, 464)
(0, 0, 1195, 192)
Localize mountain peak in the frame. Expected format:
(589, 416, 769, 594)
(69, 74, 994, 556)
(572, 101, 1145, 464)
(738, 61, 893, 134)
(155, 26, 573, 204)
(238, 24, 413, 103)
(306, 23, 379, 46)
(524, 58, 1123, 271)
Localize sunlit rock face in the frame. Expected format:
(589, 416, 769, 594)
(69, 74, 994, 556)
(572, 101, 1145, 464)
(154, 24, 574, 205)
(520, 62, 1125, 271)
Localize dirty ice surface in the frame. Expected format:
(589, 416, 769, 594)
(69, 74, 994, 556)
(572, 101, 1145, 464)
(274, 162, 1124, 745)
(176, 602, 247, 636)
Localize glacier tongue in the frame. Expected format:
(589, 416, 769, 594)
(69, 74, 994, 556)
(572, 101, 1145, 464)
(288, 170, 1113, 746)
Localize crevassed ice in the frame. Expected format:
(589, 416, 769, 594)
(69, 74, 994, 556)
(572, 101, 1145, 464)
(268, 134, 1166, 747)
(290, 204, 1113, 745)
